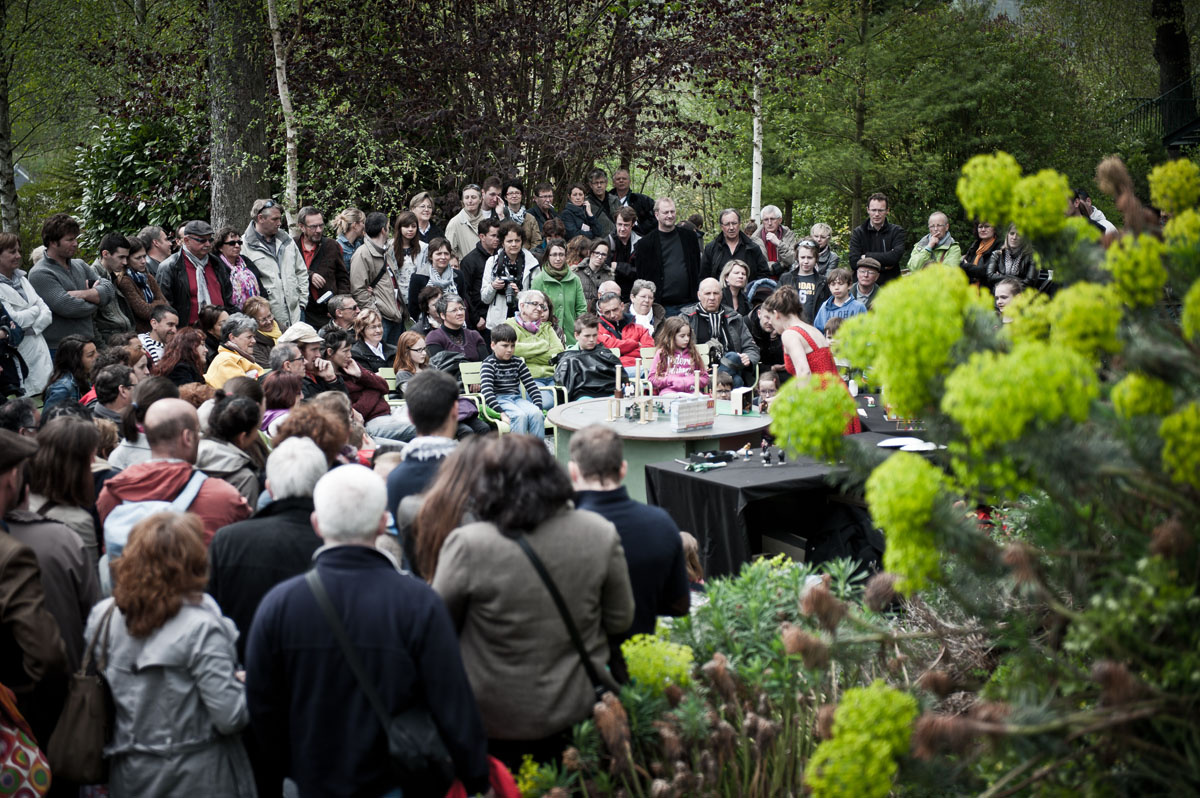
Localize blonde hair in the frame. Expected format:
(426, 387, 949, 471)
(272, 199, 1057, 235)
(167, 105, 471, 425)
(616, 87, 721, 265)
(242, 295, 271, 320)
(333, 208, 365, 237)
(810, 222, 832, 238)
(353, 307, 382, 340)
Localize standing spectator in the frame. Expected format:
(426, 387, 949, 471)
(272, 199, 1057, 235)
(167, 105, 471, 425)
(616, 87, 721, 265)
(243, 199, 309, 329)
(719, 259, 752, 317)
(481, 222, 538, 331)
(297, 206, 351, 330)
(584, 168, 616, 238)
(152, 327, 207, 388)
(560, 183, 600, 240)
(425, 295, 488, 361)
(0, 232, 52, 394)
(907, 211, 962, 272)
(409, 191, 444, 243)
(196, 392, 264, 506)
(90, 232, 136, 341)
(852, 257, 881, 309)
(479, 176, 504, 220)
(408, 236, 467, 319)
(112, 235, 169, 334)
(246, 464, 491, 797)
(98, 398, 251, 545)
(569, 425, 689, 679)
(634, 197, 701, 317)
(389, 211, 430, 314)
(333, 207, 366, 272)
(501, 179, 542, 252)
(445, 183, 485, 260)
(27, 416, 102, 570)
(350, 211, 407, 345)
(109, 377, 180, 469)
(573, 238, 615, 312)
(528, 182, 559, 234)
(214, 226, 264, 310)
(350, 308, 395, 373)
(780, 239, 828, 318)
(810, 222, 839, 275)
(433, 434, 634, 768)
(848, 192, 907, 284)
(204, 313, 262, 389)
(459, 218, 501, 333)
(138, 225, 172, 275)
(136, 304, 179, 366)
(607, 206, 641, 299)
(29, 213, 115, 350)
(703, 209, 770, 281)
(157, 220, 234, 325)
(607, 168, 655, 235)
(750, 205, 798, 277)
(87, 511, 255, 796)
(42, 334, 97, 411)
(532, 237, 587, 345)
(241, 295, 279, 368)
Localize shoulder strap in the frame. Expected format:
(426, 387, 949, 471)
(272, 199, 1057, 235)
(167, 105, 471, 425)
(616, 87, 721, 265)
(514, 535, 608, 697)
(171, 470, 208, 512)
(82, 603, 116, 676)
(792, 325, 819, 350)
(368, 255, 391, 289)
(305, 569, 393, 730)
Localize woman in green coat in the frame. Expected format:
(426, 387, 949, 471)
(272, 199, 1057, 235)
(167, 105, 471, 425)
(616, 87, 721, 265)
(530, 238, 587, 345)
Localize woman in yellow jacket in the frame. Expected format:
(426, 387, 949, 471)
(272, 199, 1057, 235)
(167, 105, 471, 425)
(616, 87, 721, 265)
(205, 313, 262, 389)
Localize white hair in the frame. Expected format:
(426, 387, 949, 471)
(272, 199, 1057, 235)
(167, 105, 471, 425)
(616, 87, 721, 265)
(760, 205, 782, 220)
(312, 464, 387, 542)
(266, 437, 328, 500)
(517, 289, 545, 307)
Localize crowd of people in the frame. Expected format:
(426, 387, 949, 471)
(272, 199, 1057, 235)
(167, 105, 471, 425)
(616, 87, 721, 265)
(0, 172, 1075, 797)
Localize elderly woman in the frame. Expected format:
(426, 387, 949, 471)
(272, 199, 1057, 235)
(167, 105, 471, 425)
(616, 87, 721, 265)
(719, 258, 752, 317)
(503, 288, 563, 408)
(432, 434, 634, 769)
(86, 511, 255, 797)
(350, 307, 395, 372)
(629, 278, 664, 331)
(242, 295, 279, 368)
(204, 313, 261, 389)
(480, 221, 539, 330)
(530, 237, 586, 345)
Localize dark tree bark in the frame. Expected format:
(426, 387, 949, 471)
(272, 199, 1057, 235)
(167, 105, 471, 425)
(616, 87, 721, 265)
(1151, 0, 1192, 96)
(0, 51, 17, 234)
(208, 0, 269, 231)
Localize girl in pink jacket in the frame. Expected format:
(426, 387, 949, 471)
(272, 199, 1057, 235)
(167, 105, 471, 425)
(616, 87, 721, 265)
(649, 317, 709, 396)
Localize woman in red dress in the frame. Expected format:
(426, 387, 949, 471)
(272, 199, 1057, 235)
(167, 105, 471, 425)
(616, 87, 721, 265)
(763, 286, 861, 434)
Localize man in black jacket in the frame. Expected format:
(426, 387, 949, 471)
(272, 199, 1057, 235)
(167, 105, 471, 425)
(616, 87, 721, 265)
(458, 217, 501, 335)
(553, 314, 624, 401)
(385, 370, 459, 522)
(847, 192, 907, 285)
(701, 208, 771, 281)
(157, 220, 233, 324)
(528, 182, 559, 234)
(607, 169, 655, 235)
(633, 197, 701, 317)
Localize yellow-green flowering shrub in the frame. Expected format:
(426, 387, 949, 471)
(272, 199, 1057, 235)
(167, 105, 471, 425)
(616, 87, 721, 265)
(1064, 215, 1104, 244)
(1163, 208, 1200, 249)
(941, 342, 1098, 450)
(1111, 373, 1174, 419)
(1049, 283, 1123, 362)
(770, 372, 857, 460)
(621, 635, 692, 696)
(841, 265, 970, 418)
(1104, 234, 1167, 308)
(866, 452, 947, 592)
(1160, 403, 1200, 490)
(1009, 169, 1071, 239)
(1181, 280, 1200, 341)
(1148, 158, 1200, 215)
(1005, 291, 1053, 344)
(956, 151, 1021, 228)
(805, 681, 919, 798)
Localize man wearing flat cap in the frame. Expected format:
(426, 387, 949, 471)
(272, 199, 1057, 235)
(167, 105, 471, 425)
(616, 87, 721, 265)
(156, 220, 234, 325)
(0, 429, 69, 745)
(852, 257, 882, 310)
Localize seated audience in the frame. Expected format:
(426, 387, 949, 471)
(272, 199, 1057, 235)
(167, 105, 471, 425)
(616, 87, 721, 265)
(196, 391, 265, 506)
(91, 363, 134, 425)
(205, 313, 262, 389)
(719, 259, 752, 317)
(649, 316, 709, 396)
(680, 278, 760, 387)
(596, 290, 654, 369)
(504, 289, 562, 407)
(987, 224, 1037, 287)
(198, 305, 230, 367)
(426, 295, 488, 361)
(960, 221, 998, 285)
(242, 296, 279, 368)
(480, 323, 546, 436)
(152, 327, 209, 387)
(385, 369, 462, 523)
(628, 279, 663, 332)
(995, 276, 1024, 322)
(325, 328, 412, 442)
(271, 403, 350, 468)
(28, 416, 101, 571)
(756, 371, 780, 413)
(110, 376, 180, 469)
(411, 284, 444, 337)
(43, 334, 97, 411)
(350, 307, 394, 373)
(260, 370, 303, 436)
(554, 314, 625, 401)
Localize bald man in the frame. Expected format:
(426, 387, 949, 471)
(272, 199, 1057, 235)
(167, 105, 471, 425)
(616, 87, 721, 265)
(679, 278, 759, 387)
(907, 211, 962, 272)
(98, 398, 251, 545)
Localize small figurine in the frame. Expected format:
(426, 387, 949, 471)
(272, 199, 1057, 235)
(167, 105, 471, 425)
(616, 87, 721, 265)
(761, 437, 771, 467)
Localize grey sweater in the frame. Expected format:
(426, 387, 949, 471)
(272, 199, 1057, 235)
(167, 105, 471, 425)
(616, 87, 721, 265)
(28, 256, 115, 347)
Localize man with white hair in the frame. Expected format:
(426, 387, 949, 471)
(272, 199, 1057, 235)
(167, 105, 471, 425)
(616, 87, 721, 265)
(750, 204, 798, 277)
(907, 211, 962, 272)
(245, 465, 491, 798)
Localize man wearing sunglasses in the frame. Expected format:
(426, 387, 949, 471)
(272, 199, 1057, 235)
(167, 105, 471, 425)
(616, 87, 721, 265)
(242, 199, 310, 329)
(156, 220, 234, 325)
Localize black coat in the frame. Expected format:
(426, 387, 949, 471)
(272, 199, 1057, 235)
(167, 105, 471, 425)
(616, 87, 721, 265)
(458, 243, 495, 329)
(418, 222, 445, 244)
(158, 252, 234, 322)
(847, 219, 907, 284)
(702, 233, 771, 282)
(350, 339, 396, 373)
(408, 269, 469, 324)
(303, 237, 352, 330)
(206, 496, 320, 663)
(633, 228, 702, 306)
(552, 347, 625, 402)
(608, 191, 656, 235)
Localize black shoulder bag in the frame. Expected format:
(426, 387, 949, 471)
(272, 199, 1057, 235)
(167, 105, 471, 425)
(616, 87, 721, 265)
(514, 535, 611, 702)
(305, 569, 455, 798)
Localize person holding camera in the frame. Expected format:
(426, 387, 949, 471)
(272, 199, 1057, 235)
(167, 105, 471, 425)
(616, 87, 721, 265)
(480, 221, 538, 332)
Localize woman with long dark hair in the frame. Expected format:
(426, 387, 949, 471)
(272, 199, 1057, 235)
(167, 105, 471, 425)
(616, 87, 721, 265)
(261, 370, 303, 436)
(389, 210, 429, 305)
(152, 327, 207, 387)
(198, 305, 229, 367)
(28, 416, 102, 569)
(114, 236, 169, 333)
(42, 335, 97, 411)
(432, 434, 634, 770)
(86, 512, 254, 796)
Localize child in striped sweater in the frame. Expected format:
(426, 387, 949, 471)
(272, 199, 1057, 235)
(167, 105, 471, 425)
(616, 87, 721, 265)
(480, 323, 546, 436)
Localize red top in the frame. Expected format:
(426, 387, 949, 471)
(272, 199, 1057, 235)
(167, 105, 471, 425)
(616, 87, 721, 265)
(784, 325, 861, 434)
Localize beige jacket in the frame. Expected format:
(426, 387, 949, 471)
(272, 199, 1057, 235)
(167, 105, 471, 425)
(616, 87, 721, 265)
(350, 237, 405, 323)
(432, 507, 634, 740)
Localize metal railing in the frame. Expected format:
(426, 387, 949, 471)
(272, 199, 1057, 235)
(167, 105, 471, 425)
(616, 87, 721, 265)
(1116, 75, 1198, 143)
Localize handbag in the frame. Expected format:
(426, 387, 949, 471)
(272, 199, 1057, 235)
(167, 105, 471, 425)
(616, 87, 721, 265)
(514, 535, 611, 702)
(47, 603, 116, 784)
(305, 569, 455, 798)
(0, 681, 51, 796)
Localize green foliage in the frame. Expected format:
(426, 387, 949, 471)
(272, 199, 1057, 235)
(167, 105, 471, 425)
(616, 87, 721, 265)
(1148, 158, 1200, 216)
(1047, 283, 1123, 362)
(769, 371, 857, 460)
(75, 117, 208, 247)
(1111, 372, 1174, 419)
(1103, 234, 1168, 308)
(866, 452, 947, 592)
(621, 635, 693, 696)
(1009, 169, 1072, 240)
(1159, 402, 1200, 490)
(955, 151, 1022, 229)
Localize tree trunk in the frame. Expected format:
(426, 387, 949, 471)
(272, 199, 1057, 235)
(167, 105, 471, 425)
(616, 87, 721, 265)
(751, 79, 763, 221)
(208, 0, 269, 232)
(0, 51, 18, 234)
(850, 0, 869, 230)
(266, 0, 299, 231)
(1150, 0, 1193, 149)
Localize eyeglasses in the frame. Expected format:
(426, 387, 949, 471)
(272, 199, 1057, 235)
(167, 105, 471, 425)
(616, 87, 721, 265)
(223, 240, 243, 247)
(523, 302, 547, 309)
(288, 356, 305, 364)
(411, 346, 427, 352)
(341, 306, 360, 313)
(188, 236, 214, 244)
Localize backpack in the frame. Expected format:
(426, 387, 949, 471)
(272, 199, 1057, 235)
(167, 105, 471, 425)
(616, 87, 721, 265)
(99, 471, 208, 595)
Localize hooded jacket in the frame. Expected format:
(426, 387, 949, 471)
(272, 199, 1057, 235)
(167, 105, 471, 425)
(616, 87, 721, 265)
(242, 223, 309, 329)
(97, 460, 251, 546)
(195, 438, 261, 507)
(907, 232, 962, 272)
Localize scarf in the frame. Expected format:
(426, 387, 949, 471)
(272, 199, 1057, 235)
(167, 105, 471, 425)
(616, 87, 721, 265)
(515, 312, 541, 333)
(1003, 249, 1021, 276)
(463, 208, 483, 234)
(543, 259, 570, 281)
(128, 268, 154, 303)
(183, 248, 211, 305)
(259, 321, 282, 341)
(400, 435, 458, 462)
(508, 205, 527, 225)
(972, 237, 997, 265)
(427, 263, 458, 294)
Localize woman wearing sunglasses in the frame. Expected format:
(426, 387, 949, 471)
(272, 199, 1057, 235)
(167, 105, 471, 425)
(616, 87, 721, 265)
(214, 226, 265, 309)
